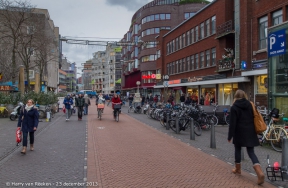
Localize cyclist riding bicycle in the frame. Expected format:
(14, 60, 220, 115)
(111, 94, 122, 118)
(96, 93, 105, 117)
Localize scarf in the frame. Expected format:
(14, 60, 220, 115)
(25, 105, 34, 112)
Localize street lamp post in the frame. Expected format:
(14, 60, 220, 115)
(136, 81, 140, 93)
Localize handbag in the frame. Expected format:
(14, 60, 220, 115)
(16, 127, 22, 146)
(250, 102, 267, 134)
(62, 106, 66, 113)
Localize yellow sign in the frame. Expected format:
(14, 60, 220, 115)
(114, 47, 122, 52)
(156, 74, 161, 79)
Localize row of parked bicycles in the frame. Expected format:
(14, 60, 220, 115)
(143, 102, 230, 136)
(128, 101, 288, 152)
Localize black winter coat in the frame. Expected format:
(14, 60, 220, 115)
(17, 106, 39, 133)
(228, 98, 259, 147)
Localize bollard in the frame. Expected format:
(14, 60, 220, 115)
(176, 116, 179, 134)
(241, 147, 245, 160)
(210, 123, 216, 148)
(282, 137, 288, 180)
(190, 118, 195, 140)
(166, 112, 170, 130)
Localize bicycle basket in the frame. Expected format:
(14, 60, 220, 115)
(97, 104, 105, 109)
(114, 104, 121, 109)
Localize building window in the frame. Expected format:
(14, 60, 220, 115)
(195, 26, 199, 42)
(176, 38, 178, 51)
(179, 59, 182, 72)
(211, 48, 216, 65)
(184, 12, 196, 19)
(141, 55, 156, 62)
(191, 28, 194, 44)
(272, 9, 283, 26)
(190, 55, 194, 70)
(182, 58, 185, 71)
(172, 40, 175, 52)
(259, 16, 268, 49)
(187, 56, 190, 70)
(211, 16, 216, 34)
(187, 31, 190, 45)
(195, 54, 199, 69)
(206, 50, 210, 67)
(176, 61, 179, 73)
(200, 52, 204, 68)
(182, 33, 185, 47)
(205, 19, 210, 37)
(160, 14, 165, 20)
(167, 64, 169, 75)
(200, 22, 204, 39)
(172, 62, 175, 74)
(179, 35, 182, 49)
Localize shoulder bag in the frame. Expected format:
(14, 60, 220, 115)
(250, 101, 267, 134)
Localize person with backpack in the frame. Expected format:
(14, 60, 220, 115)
(63, 95, 73, 121)
(228, 89, 264, 185)
(17, 99, 39, 154)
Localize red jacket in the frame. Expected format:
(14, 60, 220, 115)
(112, 97, 121, 109)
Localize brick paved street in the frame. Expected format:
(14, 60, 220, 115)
(87, 103, 278, 188)
(0, 109, 87, 188)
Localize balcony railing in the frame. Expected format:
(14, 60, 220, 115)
(216, 20, 234, 39)
(216, 58, 235, 72)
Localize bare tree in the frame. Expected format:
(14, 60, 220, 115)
(0, 0, 35, 84)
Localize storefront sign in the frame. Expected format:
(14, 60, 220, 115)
(0, 86, 11, 91)
(142, 74, 156, 79)
(188, 77, 203, 82)
(168, 79, 181, 84)
(268, 29, 286, 57)
(156, 74, 161, 79)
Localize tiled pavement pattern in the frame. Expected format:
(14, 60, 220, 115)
(87, 103, 276, 188)
(123, 105, 288, 188)
(0, 110, 87, 188)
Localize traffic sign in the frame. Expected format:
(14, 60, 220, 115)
(163, 75, 169, 81)
(163, 81, 169, 87)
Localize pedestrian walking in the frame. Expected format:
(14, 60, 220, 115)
(75, 94, 85, 120)
(141, 94, 145, 107)
(128, 95, 133, 107)
(63, 95, 73, 121)
(17, 99, 39, 154)
(228, 89, 264, 185)
(83, 94, 91, 115)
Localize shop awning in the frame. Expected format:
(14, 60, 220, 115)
(154, 76, 250, 88)
(241, 69, 267, 76)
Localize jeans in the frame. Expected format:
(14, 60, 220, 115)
(84, 104, 88, 115)
(78, 106, 83, 119)
(234, 146, 259, 164)
(22, 131, 34, 147)
(66, 109, 72, 119)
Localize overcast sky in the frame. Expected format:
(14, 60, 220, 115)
(24, 0, 212, 72)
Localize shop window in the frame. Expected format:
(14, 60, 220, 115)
(256, 75, 268, 94)
(201, 87, 216, 106)
(222, 83, 238, 105)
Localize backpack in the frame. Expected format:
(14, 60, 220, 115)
(250, 102, 267, 134)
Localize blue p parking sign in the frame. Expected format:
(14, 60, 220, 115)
(268, 29, 286, 57)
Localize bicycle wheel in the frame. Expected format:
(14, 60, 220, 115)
(115, 111, 119, 122)
(209, 115, 218, 126)
(168, 120, 177, 133)
(98, 110, 102, 120)
(225, 114, 230, 125)
(194, 121, 202, 136)
(38, 110, 45, 119)
(270, 127, 287, 152)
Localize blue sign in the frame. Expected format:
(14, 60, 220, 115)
(268, 29, 286, 57)
(241, 61, 247, 70)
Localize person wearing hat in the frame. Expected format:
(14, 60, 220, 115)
(63, 95, 73, 121)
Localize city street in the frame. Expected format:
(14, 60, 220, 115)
(0, 100, 286, 187)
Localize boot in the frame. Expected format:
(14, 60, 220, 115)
(253, 164, 265, 185)
(21, 146, 27, 154)
(232, 163, 241, 174)
(30, 144, 34, 151)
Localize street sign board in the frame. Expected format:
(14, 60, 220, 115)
(163, 75, 169, 81)
(163, 81, 169, 87)
(268, 28, 286, 57)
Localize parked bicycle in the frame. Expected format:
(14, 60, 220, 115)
(211, 103, 230, 125)
(128, 102, 142, 114)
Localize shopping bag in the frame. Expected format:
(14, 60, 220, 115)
(16, 127, 22, 146)
(63, 106, 66, 113)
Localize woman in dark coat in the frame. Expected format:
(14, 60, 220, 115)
(17, 99, 39, 154)
(228, 90, 264, 185)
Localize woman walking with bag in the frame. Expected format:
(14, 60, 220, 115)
(228, 89, 264, 185)
(17, 99, 39, 154)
